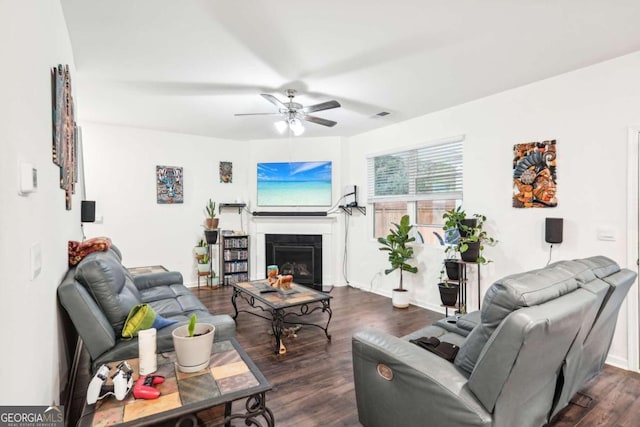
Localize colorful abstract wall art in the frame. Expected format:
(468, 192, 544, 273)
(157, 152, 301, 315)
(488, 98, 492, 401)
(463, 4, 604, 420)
(51, 64, 77, 210)
(513, 140, 557, 208)
(156, 166, 183, 204)
(220, 161, 232, 183)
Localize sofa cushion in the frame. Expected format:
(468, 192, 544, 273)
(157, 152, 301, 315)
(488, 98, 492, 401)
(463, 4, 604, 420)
(75, 249, 142, 333)
(454, 264, 578, 375)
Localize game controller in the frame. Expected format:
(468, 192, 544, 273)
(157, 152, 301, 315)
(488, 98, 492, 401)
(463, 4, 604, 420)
(86, 362, 133, 404)
(132, 374, 165, 400)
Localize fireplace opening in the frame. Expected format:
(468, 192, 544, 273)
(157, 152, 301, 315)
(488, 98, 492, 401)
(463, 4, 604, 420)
(265, 234, 322, 290)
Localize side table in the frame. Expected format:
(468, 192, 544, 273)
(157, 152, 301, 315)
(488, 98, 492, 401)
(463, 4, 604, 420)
(78, 338, 273, 427)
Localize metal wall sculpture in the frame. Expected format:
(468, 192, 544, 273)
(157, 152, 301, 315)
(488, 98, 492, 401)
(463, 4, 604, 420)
(51, 64, 77, 210)
(513, 140, 557, 208)
(156, 165, 183, 204)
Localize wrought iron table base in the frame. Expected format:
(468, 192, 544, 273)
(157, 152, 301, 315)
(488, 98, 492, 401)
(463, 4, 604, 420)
(232, 288, 332, 354)
(175, 392, 274, 427)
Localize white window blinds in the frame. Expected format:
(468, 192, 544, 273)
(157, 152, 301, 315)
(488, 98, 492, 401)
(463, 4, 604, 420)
(367, 136, 464, 203)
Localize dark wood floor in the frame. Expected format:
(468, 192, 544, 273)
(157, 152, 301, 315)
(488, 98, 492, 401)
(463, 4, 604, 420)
(68, 285, 640, 426)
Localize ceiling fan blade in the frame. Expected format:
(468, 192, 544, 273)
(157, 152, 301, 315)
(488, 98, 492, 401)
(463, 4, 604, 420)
(302, 115, 337, 127)
(261, 94, 288, 110)
(234, 112, 283, 116)
(302, 100, 341, 114)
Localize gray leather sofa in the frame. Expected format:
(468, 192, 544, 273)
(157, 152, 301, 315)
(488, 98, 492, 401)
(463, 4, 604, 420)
(352, 256, 636, 427)
(58, 246, 236, 372)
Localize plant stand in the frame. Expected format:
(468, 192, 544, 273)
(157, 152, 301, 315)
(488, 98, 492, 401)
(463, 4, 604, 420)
(196, 230, 221, 289)
(443, 260, 481, 315)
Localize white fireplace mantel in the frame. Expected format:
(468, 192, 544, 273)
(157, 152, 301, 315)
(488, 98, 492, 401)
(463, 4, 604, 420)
(249, 215, 338, 285)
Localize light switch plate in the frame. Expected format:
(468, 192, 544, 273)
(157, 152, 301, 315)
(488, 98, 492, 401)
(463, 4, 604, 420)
(18, 162, 37, 195)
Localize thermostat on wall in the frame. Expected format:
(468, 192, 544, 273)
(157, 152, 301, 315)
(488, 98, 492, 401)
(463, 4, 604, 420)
(18, 162, 37, 195)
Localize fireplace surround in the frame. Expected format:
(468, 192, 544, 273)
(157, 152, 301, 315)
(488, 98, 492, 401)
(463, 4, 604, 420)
(265, 234, 322, 290)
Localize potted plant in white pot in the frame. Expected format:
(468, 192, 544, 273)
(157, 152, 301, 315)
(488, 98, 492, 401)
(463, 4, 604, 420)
(172, 314, 215, 373)
(194, 239, 208, 258)
(197, 254, 210, 274)
(377, 214, 418, 308)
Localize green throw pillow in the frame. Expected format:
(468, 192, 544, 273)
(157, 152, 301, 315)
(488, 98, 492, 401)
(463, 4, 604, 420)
(122, 303, 178, 338)
(122, 304, 156, 338)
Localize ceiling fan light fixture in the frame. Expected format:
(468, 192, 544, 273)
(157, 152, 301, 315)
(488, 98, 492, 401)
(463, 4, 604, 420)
(274, 120, 288, 134)
(289, 118, 304, 136)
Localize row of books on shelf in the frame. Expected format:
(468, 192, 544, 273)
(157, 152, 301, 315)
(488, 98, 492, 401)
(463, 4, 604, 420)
(223, 250, 248, 261)
(223, 237, 248, 249)
(224, 261, 248, 273)
(223, 273, 249, 285)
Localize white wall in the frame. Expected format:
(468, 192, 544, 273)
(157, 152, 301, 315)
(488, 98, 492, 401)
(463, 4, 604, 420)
(345, 51, 640, 368)
(82, 131, 346, 285)
(0, 1, 81, 404)
(246, 137, 345, 284)
(81, 123, 250, 284)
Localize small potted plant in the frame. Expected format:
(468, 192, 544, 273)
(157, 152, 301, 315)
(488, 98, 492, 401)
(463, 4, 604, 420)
(204, 199, 219, 244)
(172, 314, 215, 373)
(458, 213, 497, 263)
(194, 239, 208, 258)
(197, 254, 210, 274)
(377, 215, 418, 308)
(437, 266, 460, 307)
(442, 207, 465, 280)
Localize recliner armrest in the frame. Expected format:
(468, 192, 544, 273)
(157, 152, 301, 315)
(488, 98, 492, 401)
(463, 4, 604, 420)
(352, 328, 491, 427)
(133, 271, 183, 290)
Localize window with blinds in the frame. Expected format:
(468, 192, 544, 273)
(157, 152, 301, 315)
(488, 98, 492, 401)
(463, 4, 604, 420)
(367, 136, 464, 202)
(367, 136, 464, 240)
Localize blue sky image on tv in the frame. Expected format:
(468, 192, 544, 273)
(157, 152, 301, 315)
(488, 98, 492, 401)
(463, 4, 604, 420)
(257, 161, 332, 206)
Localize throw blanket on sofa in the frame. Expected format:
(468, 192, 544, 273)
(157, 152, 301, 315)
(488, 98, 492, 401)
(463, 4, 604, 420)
(68, 237, 112, 266)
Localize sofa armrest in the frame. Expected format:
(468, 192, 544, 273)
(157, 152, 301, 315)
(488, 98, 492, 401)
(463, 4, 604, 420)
(352, 328, 491, 427)
(133, 271, 183, 290)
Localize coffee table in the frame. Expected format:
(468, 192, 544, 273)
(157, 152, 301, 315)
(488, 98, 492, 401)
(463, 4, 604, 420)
(78, 338, 273, 427)
(231, 279, 333, 354)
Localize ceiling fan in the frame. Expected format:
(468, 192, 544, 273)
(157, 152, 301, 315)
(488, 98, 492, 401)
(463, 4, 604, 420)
(235, 89, 341, 135)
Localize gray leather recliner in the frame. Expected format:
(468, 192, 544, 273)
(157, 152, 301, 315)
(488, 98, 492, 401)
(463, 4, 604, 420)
(58, 246, 236, 372)
(352, 256, 636, 427)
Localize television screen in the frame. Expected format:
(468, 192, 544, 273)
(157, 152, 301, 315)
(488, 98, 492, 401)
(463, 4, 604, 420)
(257, 161, 332, 206)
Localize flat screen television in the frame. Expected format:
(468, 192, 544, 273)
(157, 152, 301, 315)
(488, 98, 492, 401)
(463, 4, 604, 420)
(257, 161, 332, 207)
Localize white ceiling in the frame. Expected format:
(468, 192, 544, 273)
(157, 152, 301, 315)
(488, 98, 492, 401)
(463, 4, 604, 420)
(61, 0, 640, 141)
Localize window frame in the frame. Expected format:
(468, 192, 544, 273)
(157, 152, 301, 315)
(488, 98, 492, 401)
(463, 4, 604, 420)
(367, 135, 465, 240)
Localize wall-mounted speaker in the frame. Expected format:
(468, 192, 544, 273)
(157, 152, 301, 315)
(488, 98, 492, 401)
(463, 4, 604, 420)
(81, 200, 96, 223)
(545, 217, 563, 244)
